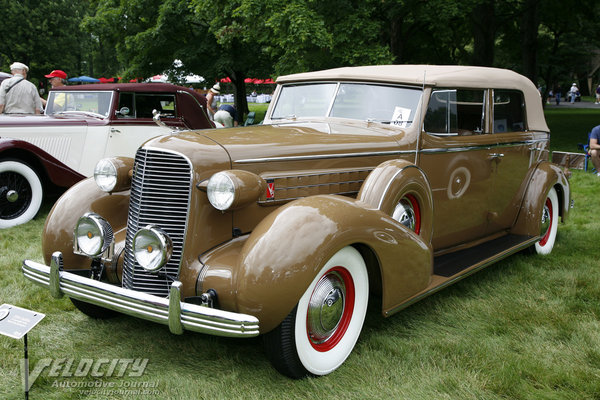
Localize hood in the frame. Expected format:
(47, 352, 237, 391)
(200, 121, 407, 165)
(0, 114, 107, 128)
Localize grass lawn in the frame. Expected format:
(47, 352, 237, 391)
(1, 107, 600, 399)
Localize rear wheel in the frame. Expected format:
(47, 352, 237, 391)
(264, 246, 369, 378)
(533, 187, 559, 255)
(0, 160, 43, 228)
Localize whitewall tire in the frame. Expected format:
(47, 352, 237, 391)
(0, 160, 43, 228)
(533, 187, 559, 255)
(264, 246, 369, 378)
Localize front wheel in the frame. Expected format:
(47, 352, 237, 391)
(264, 246, 369, 378)
(533, 187, 559, 255)
(0, 160, 43, 228)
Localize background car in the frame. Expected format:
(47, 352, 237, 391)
(23, 65, 570, 378)
(1, 83, 214, 228)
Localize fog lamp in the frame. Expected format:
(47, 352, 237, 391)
(74, 213, 114, 257)
(133, 225, 173, 272)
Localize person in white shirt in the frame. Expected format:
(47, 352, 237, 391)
(0, 62, 42, 114)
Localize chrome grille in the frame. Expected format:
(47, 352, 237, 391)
(122, 148, 192, 297)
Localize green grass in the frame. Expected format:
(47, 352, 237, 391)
(1, 108, 600, 399)
(545, 107, 600, 153)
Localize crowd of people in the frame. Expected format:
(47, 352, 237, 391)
(0, 63, 241, 127)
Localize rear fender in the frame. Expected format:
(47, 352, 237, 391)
(203, 195, 433, 333)
(510, 161, 570, 237)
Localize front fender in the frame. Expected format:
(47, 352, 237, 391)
(42, 177, 130, 267)
(0, 138, 84, 187)
(220, 195, 433, 333)
(510, 161, 570, 237)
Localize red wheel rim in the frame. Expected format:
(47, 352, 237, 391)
(307, 266, 355, 352)
(539, 198, 552, 246)
(405, 194, 421, 235)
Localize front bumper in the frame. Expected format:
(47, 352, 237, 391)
(22, 251, 259, 338)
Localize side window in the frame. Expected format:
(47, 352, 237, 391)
(424, 88, 486, 136)
(493, 90, 525, 133)
(117, 93, 134, 118)
(135, 94, 176, 119)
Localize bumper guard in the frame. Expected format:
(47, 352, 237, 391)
(22, 252, 259, 338)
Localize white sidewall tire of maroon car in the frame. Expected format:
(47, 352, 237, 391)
(0, 160, 43, 228)
(534, 187, 559, 255)
(294, 246, 369, 376)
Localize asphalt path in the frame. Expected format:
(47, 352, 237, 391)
(545, 99, 600, 109)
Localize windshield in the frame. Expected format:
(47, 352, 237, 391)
(45, 91, 113, 117)
(271, 83, 422, 127)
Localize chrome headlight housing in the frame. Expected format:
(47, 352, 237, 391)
(94, 158, 118, 192)
(207, 172, 235, 211)
(205, 170, 266, 211)
(74, 213, 114, 257)
(94, 157, 134, 193)
(133, 225, 173, 272)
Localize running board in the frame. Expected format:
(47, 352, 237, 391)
(434, 234, 535, 277)
(383, 234, 538, 317)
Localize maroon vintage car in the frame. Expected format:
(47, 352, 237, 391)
(0, 83, 214, 228)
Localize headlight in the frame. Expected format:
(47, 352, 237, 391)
(94, 157, 134, 193)
(133, 225, 172, 272)
(205, 170, 266, 211)
(74, 213, 114, 257)
(94, 159, 118, 192)
(207, 172, 235, 210)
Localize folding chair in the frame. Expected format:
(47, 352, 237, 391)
(577, 132, 596, 173)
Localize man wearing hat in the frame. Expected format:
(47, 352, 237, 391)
(206, 82, 220, 119)
(41, 69, 67, 108)
(0, 62, 42, 114)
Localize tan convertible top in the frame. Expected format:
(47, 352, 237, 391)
(277, 65, 548, 132)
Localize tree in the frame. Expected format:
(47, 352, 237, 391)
(0, 0, 92, 88)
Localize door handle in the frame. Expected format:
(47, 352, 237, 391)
(488, 153, 504, 160)
(110, 128, 121, 134)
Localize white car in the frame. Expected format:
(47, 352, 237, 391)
(0, 83, 214, 228)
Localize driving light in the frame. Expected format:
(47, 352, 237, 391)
(74, 213, 114, 257)
(133, 225, 172, 272)
(207, 172, 235, 211)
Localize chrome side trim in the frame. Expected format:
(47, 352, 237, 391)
(235, 150, 417, 164)
(420, 138, 548, 154)
(22, 253, 260, 338)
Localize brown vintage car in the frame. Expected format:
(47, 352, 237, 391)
(22, 65, 570, 378)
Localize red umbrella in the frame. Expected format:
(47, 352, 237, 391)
(254, 79, 265, 84)
(244, 78, 254, 83)
(263, 78, 275, 84)
(220, 77, 231, 83)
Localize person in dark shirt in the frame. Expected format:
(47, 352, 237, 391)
(213, 104, 238, 127)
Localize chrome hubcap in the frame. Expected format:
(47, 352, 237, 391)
(307, 272, 346, 344)
(540, 201, 551, 237)
(6, 189, 18, 203)
(392, 198, 416, 231)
